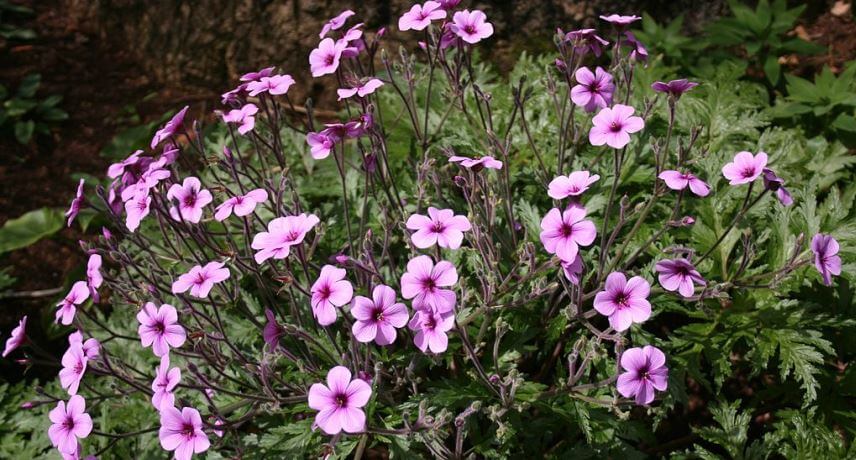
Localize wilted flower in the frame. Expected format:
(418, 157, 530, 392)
(310, 265, 354, 326)
(172, 261, 231, 299)
(721, 151, 768, 185)
(152, 355, 181, 410)
(319, 10, 355, 38)
(263, 309, 284, 350)
(48, 395, 92, 455)
(309, 38, 347, 77)
(351, 284, 409, 345)
(449, 10, 494, 44)
(151, 106, 189, 149)
(409, 307, 455, 353)
(406, 207, 472, 250)
(65, 179, 85, 227)
(246, 74, 295, 96)
(337, 78, 384, 100)
(548, 171, 600, 199)
(222, 103, 258, 135)
(658, 170, 711, 197)
(571, 67, 614, 112)
(617, 345, 668, 405)
(811, 234, 842, 286)
(400, 256, 458, 312)
(762, 168, 793, 206)
(449, 155, 503, 170)
(539, 205, 597, 262)
(593, 272, 651, 332)
(137, 302, 186, 357)
(167, 177, 213, 223)
(589, 104, 645, 149)
(308, 366, 372, 434)
(2, 315, 26, 358)
(622, 31, 648, 62)
(251, 213, 320, 264)
(399, 1, 446, 31)
(158, 406, 210, 460)
(655, 258, 706, 298)
(56, 281, 89, 326)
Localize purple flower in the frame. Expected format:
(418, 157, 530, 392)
(449, 10, 494, 44)
(251, 213, 320, 264)
(2, 316, 26, 357)
(617, 345, 668, 405)
(68, 331, 100, 360)
(722, 151, 768, 185)
(151, 106, 189, 149)
(310, 38, 347, 77)
(593, 272, 651, 332)
(167, 177, 213, 223)
(762, 168, 793, 206)
(351, 284, 409, 345)
(137, 302, 186, 357)
(240, 66, 275, 82)
(571, 66, 614, 112)
(539, 205, 597, 262)
(562, 255, 584, 285)
(172, 261, 231, 299)
(406, 207, 472, 250)
(159, 406, 210, 460)
(246, 74, 295, 96)
(56, 281, 89, 326)
(399, 1, 446, 31)
(336, 78, 384, 100)
(400, 256, 458, 313)
(811, 234, 842, 286)
(438, 0, 460, 9)
(86, 254, 102, 298)
(107, 149, 146, 181)
(48, 395, 93, 455)
(214, 188, 268, 221)
(124, 190, 152, 232)
(308, 366, 372, 434)
(589, 104, 645, 149)
(600, 14, 642, 26)
(306, 131, 337, 159)
(59, 343, 87, 395)
(408, 306, 455, 353)
(563, 28, 609, 57)
(449, 155, 503, 171)
(120, 157, 172, 202)
(319, 10, 355, 38)
(548, 171, 600, 199)
(222, 103, 258, 135)
(651, 79, 699, 99)
(622, 31, 648, 62)
(655, 258, 706, 298)
(65, 179, 85, 227)
(152, 355, 181, 410)
(221, 85, 244, 105)
(310, 265, 354, 326)
(658, 170, 711, 197)
(263, 309, 284, 350)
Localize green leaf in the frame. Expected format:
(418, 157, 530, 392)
(832, 113, 856, 133)
(764, 54, 781, 86)
(16, 74, 40, 98)
(13, 120, 34, 144)
(0, 208, 65, 254)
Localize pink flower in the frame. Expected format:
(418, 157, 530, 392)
(319, 10, 355, 38)
(48, 395, 93, 455)
(251, 213, 320, 264)
(400, 255, 458, 312)
(563, 28, 609, 57)
(56, 281, 89, 326)
(263, 308, 284, 350)
(721, 151, 767, 185)
(137, 302, 186, 357)
(214, 188, 268, 221)
(167, 177, 213, 223)
(240, 66, 275, 82)
(408, 307, 454, 353)
(59, 343, 87, 395)
(151, 106, 189, 149)
(448, 155, 503, 170)
(351, 285, 409, 345)
(655, 258, 706, 298)
(600, 14, 642, 26)
(571, 67, 614, 112)
(68, 331, 100, 359)
(247, 74, 295, 96)
(651, 79, 698, 98)
(548, 171, 600, 199)
(539, 205, 597, 262)
(308, 366, 372, 435)
(152, 355, 181, 410)
(617, 345, 668, 405)
(623, 31, 648, 62)
(449, 10, 493, 44)
(159, 406, 210, 460)
(120, 157, 172, 202)
(406, 207, 472, 250)
(65, 179, 85, 227)
(306, 131, 336, 159)
(337, 78, 384, 100)
(3, 316, 27, 358)
(86, 254, 102, 296)
(562, 255, 584, 285)
(589, 104, 645, 149)
(399, 1, 446, 31)
(172, 261, 231, 299)
(658, 170, 710, 197)
(311, 265, 354, 326)
(124, 190, 152, 232)
(107, 149, 146, 180)
(593, 272, 651, 332)
(222, 103, 259, 135)
(310, 38, 347, 77)
(811, 234, 842, 286)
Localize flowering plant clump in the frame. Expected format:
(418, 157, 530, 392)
(3, 3, 853, 458)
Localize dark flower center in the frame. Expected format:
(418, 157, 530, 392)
(423, 316, 437, 330)
(423, 277, 436, 291)
(335, 393, 349, 408)
(74, 360, 84, 374)
(63, 416, 75, 430)
(464, 24, 476, 34)
(318, 285, 331, 300)
(432, 222, 445, 233)
(182, 191, 197, 208)
(325, 54, 335, 66)
(182, 422, 195, 438)
(609, 121, 623, 133)
(195, 273, 207, 285)
(614, 292, 630, 308)
(741, 167, 756, 178)
(154, 320, 165, 335)
(373, 307, 385, 322)
(560, 223, 575, 238)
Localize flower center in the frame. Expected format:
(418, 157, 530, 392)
(182, 191, 197, 208)
(464, 24, 476, 34)
(182, 422, 195, 438)
(325, 54, 335, 66)
(335, 393, 349, 408)
(154, 320, 165, 335)
(318, 285, 331, 300)
(74, 360, 84, 374)
(195, 273, 207, 285)
(614, 292, 630, 308)
(423, 277, 436, 291)
(609, 121, 623, 133)
(373, 307, 385, 322)
(424, 316, 437, 330)
(560, 223, 574, 238)
(741, 167, 756, 178)
(432, 222, 445, 233)
(63, 416, 75, 430)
